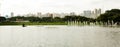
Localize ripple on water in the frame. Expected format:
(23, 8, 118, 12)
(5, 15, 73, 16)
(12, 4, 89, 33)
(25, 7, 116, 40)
(0, 25, 120, 47)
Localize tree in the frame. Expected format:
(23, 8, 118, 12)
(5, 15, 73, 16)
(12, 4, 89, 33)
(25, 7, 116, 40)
(63, 15, 92, 22)
(97, 9, 120, 25)
(41, 17, 53, 22)
(0, 17, 6, 22)
(53, 17, 62, 22)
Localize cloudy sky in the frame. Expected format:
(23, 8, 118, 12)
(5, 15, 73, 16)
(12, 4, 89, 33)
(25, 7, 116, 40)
(0, 0, 120, 16)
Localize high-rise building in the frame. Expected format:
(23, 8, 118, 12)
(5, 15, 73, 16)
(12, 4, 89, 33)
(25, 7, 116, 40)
(98, 9, 101, 15)
(94, 8, 101, 17)
(70, 12, 76, 16)
(81, 9, 101, 18)
(11, 12, 14, 17)
(37, 12, 42, 17)
(83, 10, 92, 17)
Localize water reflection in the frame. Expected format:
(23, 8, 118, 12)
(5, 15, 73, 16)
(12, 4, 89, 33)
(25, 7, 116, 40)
(0, 25, 120, 47)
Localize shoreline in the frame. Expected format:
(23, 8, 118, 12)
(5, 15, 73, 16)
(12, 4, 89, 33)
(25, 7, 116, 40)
(0, 22, 67, 25)
(0, 22, 120, 28)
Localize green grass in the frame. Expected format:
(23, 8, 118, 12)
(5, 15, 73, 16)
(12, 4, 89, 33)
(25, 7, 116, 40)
(0, 22, 68, 25)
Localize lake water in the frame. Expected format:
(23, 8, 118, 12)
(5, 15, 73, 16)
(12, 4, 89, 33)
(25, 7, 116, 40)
(0, 25, 120, 47)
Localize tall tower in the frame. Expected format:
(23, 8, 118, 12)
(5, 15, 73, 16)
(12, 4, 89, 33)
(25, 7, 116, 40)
(83, 10, 92, 17)
(94, 8, 101, 18)
(98, 9, 101, 14)
(11, 12, 14, 17)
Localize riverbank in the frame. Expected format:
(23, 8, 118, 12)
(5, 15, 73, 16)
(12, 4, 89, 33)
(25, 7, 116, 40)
(0, 22, 68, 25)
(0, 22, 120, 28)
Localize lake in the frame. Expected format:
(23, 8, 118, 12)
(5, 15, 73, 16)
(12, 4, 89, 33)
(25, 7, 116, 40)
(0, 25, 120, 47)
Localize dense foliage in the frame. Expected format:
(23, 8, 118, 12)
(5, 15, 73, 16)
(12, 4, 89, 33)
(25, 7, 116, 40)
(0, 17, 6, 22)
(7, 15, 95, 23)
(0, 9, 120, 25)
(97, 9, 120, 25)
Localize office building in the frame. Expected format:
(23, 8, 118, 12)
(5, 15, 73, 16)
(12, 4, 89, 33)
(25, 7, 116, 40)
(83, 10, 92, 17)
(37, 12, 42, 18)
(11, 12, 14, 17)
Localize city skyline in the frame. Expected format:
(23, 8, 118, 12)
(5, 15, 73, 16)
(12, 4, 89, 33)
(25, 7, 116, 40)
(0, 0, 120, 16)
(7, 9, 101, 19)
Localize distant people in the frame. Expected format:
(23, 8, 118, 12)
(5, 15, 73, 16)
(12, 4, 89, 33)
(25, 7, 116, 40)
(22, 24, 26, 27)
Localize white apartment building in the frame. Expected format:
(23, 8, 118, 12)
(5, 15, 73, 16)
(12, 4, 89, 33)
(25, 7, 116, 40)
(82, 9, 101, 19)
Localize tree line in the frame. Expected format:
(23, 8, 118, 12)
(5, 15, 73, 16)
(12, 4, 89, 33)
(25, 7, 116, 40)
(0, 9, 120, 25)
(6, 15, 94, 23)
(97, 9, 120, 25)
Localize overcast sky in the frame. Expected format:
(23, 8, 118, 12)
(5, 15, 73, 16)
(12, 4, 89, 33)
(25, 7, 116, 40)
(0, 0, 120, 16)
